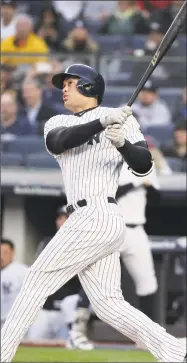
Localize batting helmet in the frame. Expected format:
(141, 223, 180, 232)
(52, 64, 105, 105)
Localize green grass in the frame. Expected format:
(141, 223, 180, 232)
(13, 347, 157, 362)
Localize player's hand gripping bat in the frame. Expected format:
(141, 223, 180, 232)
(127, 0, 187, 107)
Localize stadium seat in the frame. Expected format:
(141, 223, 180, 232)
(93, 35, 124, 53)
(131, 35, 146, 50)
(146, 124, 174, 144)
(26, 152, 58, 169)
(7, 136, 46, 154)
(1, 152, 23, 167)
(103, 89, 131, 107)
(103, 87, 182, 109)
(173, 35, 187, 56)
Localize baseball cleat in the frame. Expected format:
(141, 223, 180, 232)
(66, 331, 94, 350)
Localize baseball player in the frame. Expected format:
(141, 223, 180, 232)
(117, 165, 159, 321)
(69, 166, 160, 345)
(28, 206, 93, 349)
(1, 239, 28, 328)
(1, 64, 186, 363)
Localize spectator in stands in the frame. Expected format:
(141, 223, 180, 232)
(1, 92, 33, 136)
(99, 0, 149, 35)
(21, 77, 56, 135)
(132, 80, 172, 127)
(150, 1, 186, 35)
(161, 118, 187, 172)
(1, 14, 49, 69)
(35, 5, 68, 52)
(0, 64, 14, 94)
(62, 20, 99, 54)
(25, 59, 63, 91)
(16, 1, 51, 20)
(1, 0, 18, 40)
(172, 87, 187, 124)
(132, 20, 185, 86)
(83, 1, 117, 27)
(136, 0, 172, 18)
(1, 238, 28, 328)
(20, 60, 64, 108)
(143, 21, 167, 56)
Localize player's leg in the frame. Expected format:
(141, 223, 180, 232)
(1, 206, 124, 362)
(120, 226, 158, 320)
(79, 252, 186, 362)
(67, 288, 94, 350)
(1, 211, 95, 362)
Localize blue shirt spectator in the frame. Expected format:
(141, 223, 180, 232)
(21, 76, 57, 135)
(131, 80, 171, 127)
(1, 92, 34, 136)
(161, 118, 187, 172)
(172, 87, 187, 123)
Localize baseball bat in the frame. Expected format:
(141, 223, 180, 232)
(127, 0, 187, 107)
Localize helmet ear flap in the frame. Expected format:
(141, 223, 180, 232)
(77, 78, 95, 98)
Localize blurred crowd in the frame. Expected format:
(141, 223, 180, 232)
(1, 0, 186, 172)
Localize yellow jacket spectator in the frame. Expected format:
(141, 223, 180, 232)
(1, 14, 49, 68)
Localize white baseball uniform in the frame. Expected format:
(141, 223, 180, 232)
(118, 165, 158, 296)
(1, 261, 28, 326)
(27, 237, 80, 340)
(27, 294, 79, 340)
(1, 107, 186, 362)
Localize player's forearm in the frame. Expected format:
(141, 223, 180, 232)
(118, 140, 153, 176)
(46, 119, 104, 154)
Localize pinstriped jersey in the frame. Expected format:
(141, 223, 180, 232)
(44, 107, 145, 205)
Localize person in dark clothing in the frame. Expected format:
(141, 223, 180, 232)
(137, 0, 172, 14)
(161, 118, 187, 172)
(1, 92, 33, 136)
(35, 5, 68, 52)
(99, 0, 149, 35)
(62, 20, 99, 54)
(131, 21, 185, 87)
(0, 64, 14, 94)
(149, 0, 186, 35)
(21, 76, 57, 135)
(172, 87, 187, 124)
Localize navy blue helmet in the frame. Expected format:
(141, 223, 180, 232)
(52, 64, 105, 105)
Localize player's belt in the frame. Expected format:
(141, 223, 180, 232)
(67, 197, 117, 215)
(126, 224, 139, 228)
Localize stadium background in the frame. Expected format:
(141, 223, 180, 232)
(1, 0, 186, 349)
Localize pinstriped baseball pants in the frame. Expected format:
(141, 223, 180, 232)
(1, 200, 186, 362)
